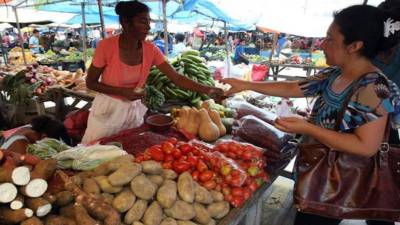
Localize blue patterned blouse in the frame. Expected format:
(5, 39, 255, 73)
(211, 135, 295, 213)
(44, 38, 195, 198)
(298, 67, 400, 132)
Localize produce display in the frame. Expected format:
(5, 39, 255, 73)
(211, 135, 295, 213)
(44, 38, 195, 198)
(136, 138, 269, 208)
(146, 50, 215, 108)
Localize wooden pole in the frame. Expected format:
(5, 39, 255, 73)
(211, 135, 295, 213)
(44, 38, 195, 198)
(13, 6, 27, 65)
(81, 2, 88, 63)
(269, 33, 278, 63)
(97, 0, 106, 38)
(162, 0, 168, 57)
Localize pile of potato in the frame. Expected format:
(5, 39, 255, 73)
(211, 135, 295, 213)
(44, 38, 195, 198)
(72, 156, 231, 225)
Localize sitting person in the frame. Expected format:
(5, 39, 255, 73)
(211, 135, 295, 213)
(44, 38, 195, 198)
(1, 115, 71, 154)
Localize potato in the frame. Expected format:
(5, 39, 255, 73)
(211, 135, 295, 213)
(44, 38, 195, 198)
(133, 222, 144, 225)
(83, 178, 100, 195)
(177, 221, 198, 225)
(177, 172, 194, 203)
(162, 169, 177, 180)
(164, 200, 196, 220)
(130, 174, 157, 200)
(160, 217, 177, 225)
(55, 191, 74, 207)
(148, 175, 164, 187)
(108, 163, 142, 186)
(94, 155, 135, 176)
(124, 199, 147, 224)
(112, 188, 136, 213)
(194, 186, 213, 204)
(157, 180, 177, 208)
(207, 202, 230, 219)
(210, 191, 224, 202)
(193, 203, 211, 225)
(94, 176, 123, 193)
(141, 161, 163, 175)
(100, 193, 114, 205)
(70, 175, 83, 188)
(142, 202, 162, 225)
(206, 219, 216, 225)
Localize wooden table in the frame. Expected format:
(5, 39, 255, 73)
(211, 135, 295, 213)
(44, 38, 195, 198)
(264, 62, 326, 81)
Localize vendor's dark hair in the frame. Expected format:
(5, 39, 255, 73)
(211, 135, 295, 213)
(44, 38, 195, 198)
(31, 115, 71, 145)
(115, 0, 149, 24)
(175, 33, 185, 43)
(32, 29, 39, 34)
(333, 4, 399, 59)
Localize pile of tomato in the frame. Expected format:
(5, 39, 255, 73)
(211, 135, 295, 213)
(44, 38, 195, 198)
(135, 138, 269, 207)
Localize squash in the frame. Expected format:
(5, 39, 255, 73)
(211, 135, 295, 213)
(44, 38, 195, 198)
(198, 109, 220, 142)
(176, 108, 189, 130)
(186, 108, 200, 136)
(208, 110, 226, 137)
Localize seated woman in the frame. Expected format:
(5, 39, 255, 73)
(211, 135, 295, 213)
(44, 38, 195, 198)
(1, 115, 71, 154)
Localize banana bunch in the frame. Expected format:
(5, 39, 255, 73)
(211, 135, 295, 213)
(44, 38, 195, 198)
(147, 50, 215, 106)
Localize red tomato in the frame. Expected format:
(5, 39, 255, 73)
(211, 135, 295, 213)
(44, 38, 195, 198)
(179, 143, 192, 154)
(231, 195, 245, 207)
(224, 194, 233, 202)
(227, 152, 237, 159)
(218, 143, 229, 152)
(215, 184, 222, 192)
(241, 150, 253, 161)
(228, 142, 239, 153)
(203, 180, 217, 190)
(243, 189, 252, 200)
(172, 149, 182, 159)
(248, 180, 258, 192)
(187, 156, 198, 167)
(199, 170, 214, 182)
(173, 160, 191, 174)
(230, 175, 243, 187)
(231, 187, 244, 197)
(231, 169, 241, 177)
(134, 155, 144, 163)
(222, 187, 231, 196)
(162, 161, 172, 169)
(164, 154, 174, 162)
(143, 154, 152, 160)
(191, 170, 200, 181)
(162, 142, 174, 154)
(166, 137, 178, 145)
(147, 147, 164, 161)
(196, 159, 208, 173)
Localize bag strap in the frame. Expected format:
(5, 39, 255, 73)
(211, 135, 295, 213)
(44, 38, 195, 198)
(333, 75, 365, 131)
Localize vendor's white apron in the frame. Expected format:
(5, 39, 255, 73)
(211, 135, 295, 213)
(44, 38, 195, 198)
(81, 93, 147, 144)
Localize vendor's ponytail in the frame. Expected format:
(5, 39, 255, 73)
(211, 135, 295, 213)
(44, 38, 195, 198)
(377, 0, 400, 53)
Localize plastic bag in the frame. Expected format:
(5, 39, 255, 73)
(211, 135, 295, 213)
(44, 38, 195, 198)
(251, 64, 268, 81)
(234, 115, 293, 154)
(224, 99, 277, 124)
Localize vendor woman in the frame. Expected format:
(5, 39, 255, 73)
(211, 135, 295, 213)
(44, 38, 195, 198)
(82, 1, 223, 143)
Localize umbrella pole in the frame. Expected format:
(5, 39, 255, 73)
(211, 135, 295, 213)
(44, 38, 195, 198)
(97, 0, 106, 39)
(13, 6, 27, 66)
(81, 2, 88, 63)
(162, 0, 168, 57)
(0, 32, 8, 65)
(224, 21, 231, 77)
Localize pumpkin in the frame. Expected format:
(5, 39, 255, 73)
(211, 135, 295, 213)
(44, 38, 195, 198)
(198, 109, 220, 142)
(208, 110, 226, 137)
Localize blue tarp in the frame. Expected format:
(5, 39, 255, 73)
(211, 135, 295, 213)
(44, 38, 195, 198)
(37, 0, 254, 30)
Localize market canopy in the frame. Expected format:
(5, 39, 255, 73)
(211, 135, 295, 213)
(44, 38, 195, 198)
(0, 6, 75, 24)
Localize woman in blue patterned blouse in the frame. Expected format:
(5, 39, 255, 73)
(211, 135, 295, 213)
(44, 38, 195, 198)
(222, 4, 400, 225)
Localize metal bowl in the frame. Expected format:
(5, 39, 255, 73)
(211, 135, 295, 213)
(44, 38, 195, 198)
(146, 114, 174, 132)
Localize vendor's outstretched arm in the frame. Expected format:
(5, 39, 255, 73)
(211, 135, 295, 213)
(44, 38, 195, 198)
(85, 65, 144, 101)
(157, 62, 222, 96)
(221, 78, 304, 98)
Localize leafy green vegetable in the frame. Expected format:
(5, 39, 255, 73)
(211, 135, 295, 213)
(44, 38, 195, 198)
(27, 138, 69, 159)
